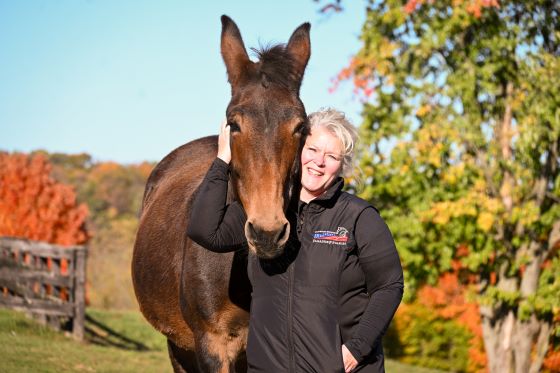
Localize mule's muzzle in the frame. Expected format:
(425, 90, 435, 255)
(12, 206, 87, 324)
(245, 221, 290, 259)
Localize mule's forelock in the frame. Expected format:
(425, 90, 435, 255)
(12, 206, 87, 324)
(251, 45, 301, 92)
(251, 21, 311, 93)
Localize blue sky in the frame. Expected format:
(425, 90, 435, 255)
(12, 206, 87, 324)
(0, 1, 367, 164)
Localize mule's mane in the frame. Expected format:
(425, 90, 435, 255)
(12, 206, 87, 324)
(251, 45, 301, 92)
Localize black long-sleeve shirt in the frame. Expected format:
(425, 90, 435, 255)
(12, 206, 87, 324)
(187, 158, 404, 373)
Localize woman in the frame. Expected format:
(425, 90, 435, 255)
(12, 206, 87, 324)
(187, 108, 404, 372)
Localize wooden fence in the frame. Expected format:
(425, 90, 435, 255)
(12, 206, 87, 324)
(0, 237, 87, 340)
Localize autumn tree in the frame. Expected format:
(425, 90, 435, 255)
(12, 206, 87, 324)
(0, 152, 89, 245)
(334, 1, 560, 372)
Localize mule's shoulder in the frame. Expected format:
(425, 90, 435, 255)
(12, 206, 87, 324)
(159, 136, 218, 169)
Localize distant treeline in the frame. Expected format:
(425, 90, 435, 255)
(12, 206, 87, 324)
(46, 151, 154, 310)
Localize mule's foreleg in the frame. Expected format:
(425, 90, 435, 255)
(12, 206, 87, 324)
(194, 327, 248, 373)
(167, 338, 200, 373)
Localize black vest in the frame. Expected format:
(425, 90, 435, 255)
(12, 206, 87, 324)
(246, 178, 381, 373)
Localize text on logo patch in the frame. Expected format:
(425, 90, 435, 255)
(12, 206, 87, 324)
(312, 227, 349, 246)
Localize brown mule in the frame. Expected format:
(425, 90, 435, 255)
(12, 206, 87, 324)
(132, 15, 311, 372)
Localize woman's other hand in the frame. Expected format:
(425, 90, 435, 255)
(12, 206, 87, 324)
(217, 119, 231, 164)
(342, 344, 358, 373)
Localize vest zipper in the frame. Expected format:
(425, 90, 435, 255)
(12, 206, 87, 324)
(287, 259, 296, 373)
(289, 204, 305, 373)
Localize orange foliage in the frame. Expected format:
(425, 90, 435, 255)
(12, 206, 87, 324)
(331, 56, 376, 99)
(404, 0, 499, 17)
(465, 0, 500, 18)
(544, 345, 560, 372)
(136, 161, 154, 180)
(404, 0, 430, 14)
(0, 152, 89, 246)
(419, 271, 487, 372)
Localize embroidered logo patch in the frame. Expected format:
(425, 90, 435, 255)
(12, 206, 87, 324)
(312, 227, 349, 246)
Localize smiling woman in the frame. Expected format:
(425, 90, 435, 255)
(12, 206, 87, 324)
(300, 108, 357, 203)
(188, 107, 404, 372)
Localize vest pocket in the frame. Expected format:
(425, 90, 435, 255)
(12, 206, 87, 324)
(292, 298, 344, 372)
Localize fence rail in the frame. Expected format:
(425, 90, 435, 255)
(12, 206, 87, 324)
(0, 237, 87, 340)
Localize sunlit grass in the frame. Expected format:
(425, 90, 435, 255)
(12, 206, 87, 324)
(0, 307, 447, 372)
(0, 307, 170, 373)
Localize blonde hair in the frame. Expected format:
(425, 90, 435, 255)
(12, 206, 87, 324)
(307, 108, 358, 177)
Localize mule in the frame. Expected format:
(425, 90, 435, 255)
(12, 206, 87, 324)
(132, 15, 311, 372)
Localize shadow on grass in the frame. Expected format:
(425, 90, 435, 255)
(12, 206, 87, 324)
(85, 314, 150, 351)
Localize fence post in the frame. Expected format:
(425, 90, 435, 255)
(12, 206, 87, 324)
(72, 246, 87, 341)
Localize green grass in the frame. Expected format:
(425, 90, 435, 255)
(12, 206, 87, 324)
(385, 360, 447, 373)
(0, 307, 171, 373)
(0, 307, 446, 372)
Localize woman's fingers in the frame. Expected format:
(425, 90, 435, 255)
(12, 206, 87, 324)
(342, 345, 358, 373)
(217, 119, 232, 163)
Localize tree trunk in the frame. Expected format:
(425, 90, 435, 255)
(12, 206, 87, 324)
(481, 237, 551, 373)
(480, 308, 550, 373)
(513, 315, 540, 373)
(481, 307, 514, 373)
(498, 81, 514, 213)
(530, 321, 552, 373)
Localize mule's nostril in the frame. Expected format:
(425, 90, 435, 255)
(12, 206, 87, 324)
(247, 222, 258, 241)
(276, 223, 289, 246)
(245, 220, 289, 248)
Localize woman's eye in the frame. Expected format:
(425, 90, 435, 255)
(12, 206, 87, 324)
(327, 154, 341, 161)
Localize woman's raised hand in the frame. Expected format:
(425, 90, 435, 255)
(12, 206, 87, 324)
(217, 119, 232, 164)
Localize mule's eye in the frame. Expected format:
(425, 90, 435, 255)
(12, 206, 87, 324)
(228, 121, 241, 133)
(293, 122, 308, 136)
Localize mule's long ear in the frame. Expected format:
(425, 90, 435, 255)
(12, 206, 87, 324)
(221, 15, 251, 89)
(286, 23, 311, 82)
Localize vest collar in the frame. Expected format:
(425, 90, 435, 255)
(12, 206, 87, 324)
(299, 177, 344, 212)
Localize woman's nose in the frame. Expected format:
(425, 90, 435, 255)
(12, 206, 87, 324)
(313, 152, 325, 166)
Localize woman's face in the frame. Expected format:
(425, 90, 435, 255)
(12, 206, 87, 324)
(300, 126, 344, 202)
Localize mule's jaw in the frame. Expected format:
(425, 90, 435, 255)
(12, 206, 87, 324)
(248, 242, 286, 260)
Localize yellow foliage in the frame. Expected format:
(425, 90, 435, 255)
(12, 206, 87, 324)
(433, 208, 451, 225)
(443, 164, 466, 185)
(379, 38, 398, 59)
(482, 197, 501, 214)
(476, 212, 495, 232)
(416, 105, 432, 117)
(474, 179, 487, 192)
(376, 60, 390, 77)
(511, 89, 525, 111)
(512, 203, 540, 227)
(428, 143, 443, 167)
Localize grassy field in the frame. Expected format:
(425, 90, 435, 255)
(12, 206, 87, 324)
(0, 307, 445, 373)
